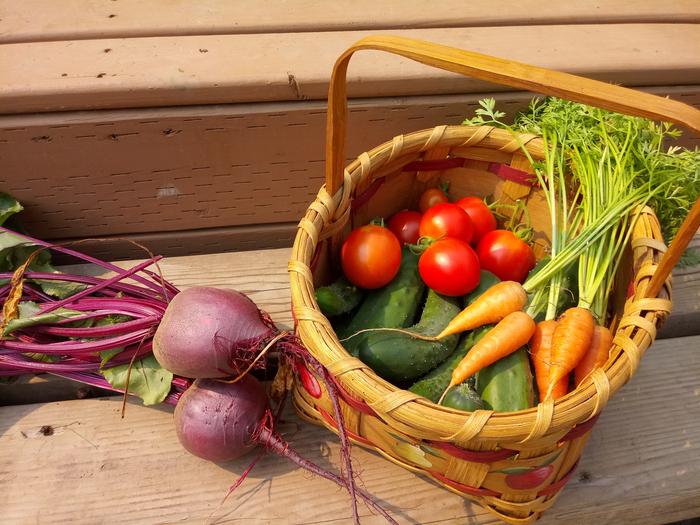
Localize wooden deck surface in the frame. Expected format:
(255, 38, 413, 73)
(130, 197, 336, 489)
(2, 24, 699, 114)
(1, 248, 699, 524)
(1, 3, 699, 522)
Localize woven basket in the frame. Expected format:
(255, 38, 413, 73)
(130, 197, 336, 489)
(288, 36, 700, 524)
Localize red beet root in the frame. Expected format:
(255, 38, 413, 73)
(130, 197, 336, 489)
(154, 287, 275, 378)
(174, 376, 398, 525)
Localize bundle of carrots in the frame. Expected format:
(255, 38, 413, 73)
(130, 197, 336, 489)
(427, 97, 699, 404)
(435, 281, 610, 404)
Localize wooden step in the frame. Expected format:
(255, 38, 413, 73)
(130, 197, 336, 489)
(2, 24, 699, 113)
(3, 0, 699, 44)
(1, 333, 698, 524)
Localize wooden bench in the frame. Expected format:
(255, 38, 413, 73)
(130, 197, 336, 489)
(1, 248, 699, 524)
(2, 2, 699, 523)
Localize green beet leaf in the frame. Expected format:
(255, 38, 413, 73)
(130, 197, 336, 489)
(0, 193, 23, 226)
(101, 355, 172, 406)
(3, 301, 86, 337)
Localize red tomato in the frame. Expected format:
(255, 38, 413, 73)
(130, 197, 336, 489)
(419, 238, 480, 296)
(418, 187, 449, 212)
(387, 210, 422, 245)
(341, 225, 402, 289)
(455, 196, 497, 244)
(476, 230, 536, 283)
(419, 203, 474, 244)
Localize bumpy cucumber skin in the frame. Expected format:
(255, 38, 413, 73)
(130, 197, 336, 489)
(408, 325, 490, 402)
(315, 277, 365, 317)
(441, 383, 485, 411)
(359, 289, 461, 385)
(408, 271, 500, 402)
(476, 347, 535, 412)
(337, 248, 424, 357)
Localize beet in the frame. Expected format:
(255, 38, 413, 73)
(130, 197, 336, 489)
(153, 287, 274, 378)
(0, 228, 396, 523)
(174, 376, 398, 524)
(175, 376, 268, 461)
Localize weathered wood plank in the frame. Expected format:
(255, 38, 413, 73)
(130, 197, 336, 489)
(2, 87, 698, 256)
(2, 0, 698, 44)
(1, 335, 698, 524)
(1, 24, 699, 113)
(81, 247, 700, 339)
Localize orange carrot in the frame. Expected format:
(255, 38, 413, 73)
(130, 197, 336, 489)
(435, 281, 527, 340)
(545, 307, 595, 400)
(530, 320, 568, 401)
(446, 311, 536, 394)
(574, 324, 613, 386)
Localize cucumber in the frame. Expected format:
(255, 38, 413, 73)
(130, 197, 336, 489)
(408, 271, 500, 402)
(359, 289, 461, 385)
(408, 325, 491, 402)
(315, 277, 365, 317)
(475, 347, 535, 412)
(337, 247, 424, 357)
(441, 383, 485, 412)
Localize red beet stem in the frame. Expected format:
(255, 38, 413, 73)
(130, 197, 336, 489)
(37, 257, 164, 315)
(0, 328, 153, 354)
(33, 315, 160, 338)
(0, 227, 168, 294)
(0, 271, 169, 301)
(255, 425, 398, 525)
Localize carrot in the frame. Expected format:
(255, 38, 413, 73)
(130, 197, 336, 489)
(441, 311, 536, 401)
(574, 324, 613, 386)
(545, 307, 595, 400)
(530, 320, 568, 401)
(435, 281, 527, 340)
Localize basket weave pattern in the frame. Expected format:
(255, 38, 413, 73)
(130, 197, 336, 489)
(288, 124, 672, 523)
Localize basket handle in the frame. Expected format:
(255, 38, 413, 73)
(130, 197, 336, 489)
(325, 35, 700, 195)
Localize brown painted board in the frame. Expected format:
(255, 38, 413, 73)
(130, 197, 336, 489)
(2, 0, 699, 44)
(2, 24, 699, 114)
(3, 87, 699, 258)
(1, 334, 699, 524)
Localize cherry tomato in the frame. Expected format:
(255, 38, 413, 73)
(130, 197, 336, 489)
(419, 238, 481, 296)
(387, 210, 422, 245)
(455, 196, 497, 244)
(419, 203, 474, 244)
(476, 230, 536, 283)
(341, 225, 402, 289)
(419, 187, 449, 212)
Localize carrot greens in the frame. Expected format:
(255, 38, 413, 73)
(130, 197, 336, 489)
(465, 97, 698, 323)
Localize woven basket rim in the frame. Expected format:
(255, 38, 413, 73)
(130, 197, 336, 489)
(289, 124, 672, 444)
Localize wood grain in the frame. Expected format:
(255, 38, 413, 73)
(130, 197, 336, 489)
(1, 335, 698, 524)
(2, 0, 698, 44)
(1, 24, 699, 113)
(3, 88, 698, 258)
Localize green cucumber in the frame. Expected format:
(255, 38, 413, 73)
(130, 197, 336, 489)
(359, 289, 461, 385)
(475, 347, 535, 412)
(441, 383, 485, 411)
(407, 271, 500, 403)
(315, 277, 365, 317)
(408, 325, 491, 402)
(337, 247, 424, 357)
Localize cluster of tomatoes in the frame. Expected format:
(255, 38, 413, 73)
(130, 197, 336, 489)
(340, 186, 535, 296)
